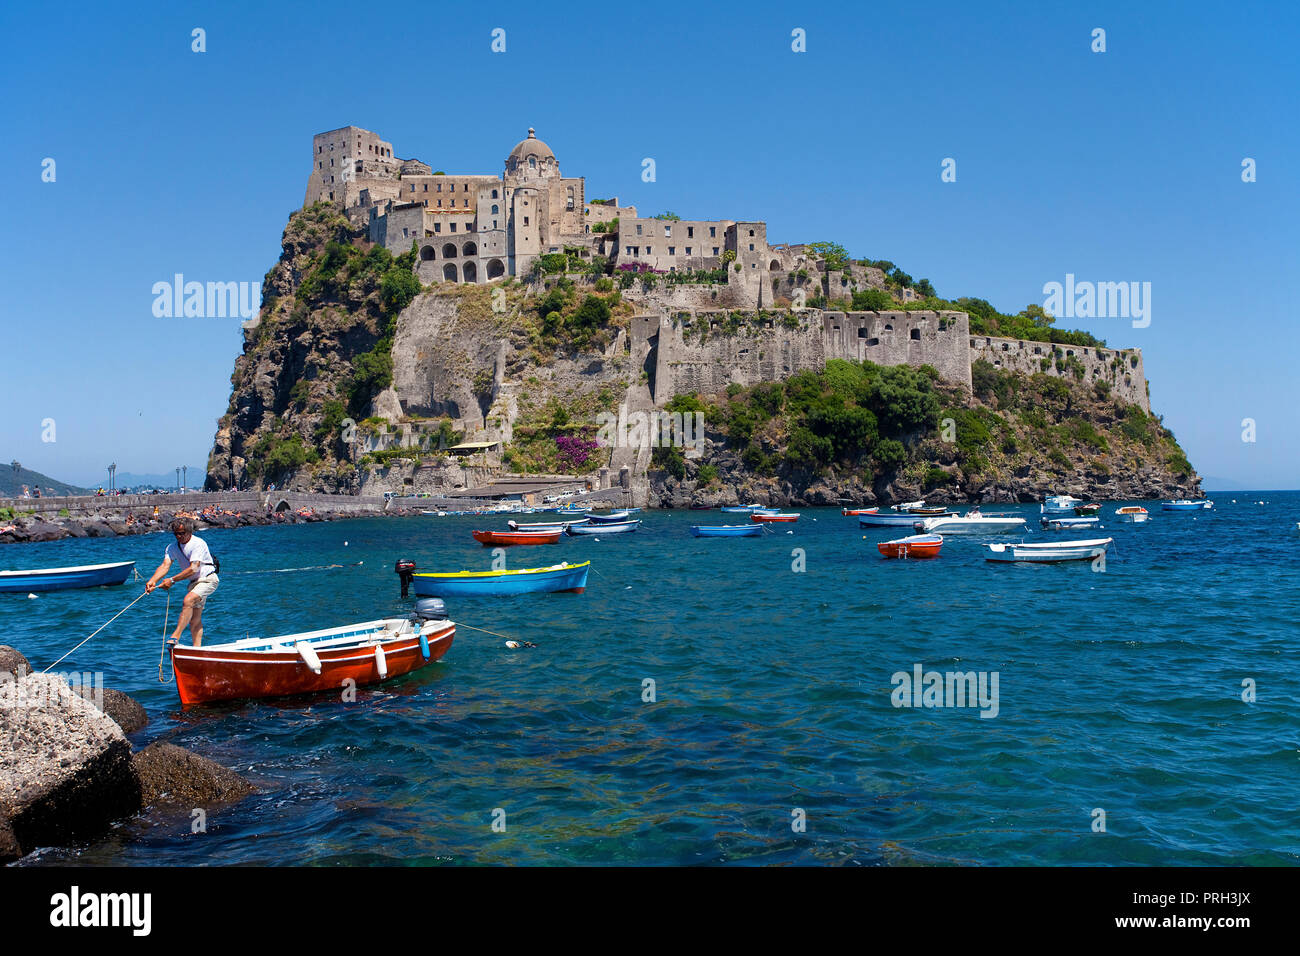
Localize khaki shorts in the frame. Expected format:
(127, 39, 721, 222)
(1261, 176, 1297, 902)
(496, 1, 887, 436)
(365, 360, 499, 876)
(187, 574, 219, 608)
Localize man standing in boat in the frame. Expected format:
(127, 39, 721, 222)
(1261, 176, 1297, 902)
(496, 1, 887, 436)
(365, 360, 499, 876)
(145, 517, 219, 646)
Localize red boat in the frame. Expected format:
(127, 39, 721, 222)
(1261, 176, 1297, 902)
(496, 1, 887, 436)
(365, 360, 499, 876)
(877, 533, 943, 559)
(751, 512, 800, 523)
(471, 529, 561, 546)
(841, 508, 879, 516)
(170, 616, 454, 706)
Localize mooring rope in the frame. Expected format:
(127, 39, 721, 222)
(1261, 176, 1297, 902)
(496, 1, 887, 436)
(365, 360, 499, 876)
(43, 589, 149, 673)
(157, 590, 173, 683)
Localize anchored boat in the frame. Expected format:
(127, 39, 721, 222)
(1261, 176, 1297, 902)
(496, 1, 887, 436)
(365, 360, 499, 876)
(508, 518, 588, 532)
(1162, 499, 1213, 511)
(986, 538, 1112, 563)
(566, 519, 640, 535)
(170, 604, 454, 706)
(412, 561, 589, 597)
(859, 511, 946, 528)
(1041, 516, 1101, 530)
(471, 529, 561, 546)
(750, 512, 799, 523)
(0, 560, 135, 593)
(841, 507, 879, 516)
(918, 513, 1027, 534)
(1116, 506, 1150, 523)
(877, 533, 943, 559)
(1041, 494, 1084, 516)
(691, 524, 764, 537)
(585, 510, 631, 523)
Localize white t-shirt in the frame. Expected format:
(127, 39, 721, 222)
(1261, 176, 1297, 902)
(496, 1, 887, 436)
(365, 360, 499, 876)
(165, 535, 215, 580)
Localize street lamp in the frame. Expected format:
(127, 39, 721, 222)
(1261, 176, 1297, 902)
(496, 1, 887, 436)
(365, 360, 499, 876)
(182, 465, 188, 494)
(175, 467, 180, 494)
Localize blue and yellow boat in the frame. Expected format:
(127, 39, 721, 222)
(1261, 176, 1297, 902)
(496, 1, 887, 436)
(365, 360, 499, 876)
(411, 561, 590, 597)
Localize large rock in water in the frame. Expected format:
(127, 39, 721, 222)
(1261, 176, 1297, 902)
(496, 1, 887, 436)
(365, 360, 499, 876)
(132, 742, 255, 806)
(0, 645, 30, 677)
(72, 685, 149, 734)
(0, 673, 141, 862)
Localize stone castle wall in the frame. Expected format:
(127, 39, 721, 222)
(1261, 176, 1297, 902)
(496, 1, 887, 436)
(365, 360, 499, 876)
(969, 335, 1149, 412)
(639, 309, 974, 404)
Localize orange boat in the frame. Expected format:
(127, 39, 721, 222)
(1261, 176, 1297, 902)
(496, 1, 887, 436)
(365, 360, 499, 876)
(877, 533, 943, 559)
(842, 508, 879, 516)
(170, 616, 454, 706)
(471, 529, 561, 546)
(751, 512, 800, 523)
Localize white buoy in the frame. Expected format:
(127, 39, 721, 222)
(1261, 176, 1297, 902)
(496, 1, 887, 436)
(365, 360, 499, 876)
(374, 643, 388, 679)
(505, 641, 520, 648)
(344, 541, 348, 546)
(295, 641, 322, 675)
(27, 593, 37, 599)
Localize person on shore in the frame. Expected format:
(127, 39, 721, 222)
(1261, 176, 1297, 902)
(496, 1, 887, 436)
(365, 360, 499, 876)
(145, 517, 219, 646)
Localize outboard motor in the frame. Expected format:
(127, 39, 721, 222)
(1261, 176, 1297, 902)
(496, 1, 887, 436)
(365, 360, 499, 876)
(395, 558, 417, 598)
(411, 597, 448, 622)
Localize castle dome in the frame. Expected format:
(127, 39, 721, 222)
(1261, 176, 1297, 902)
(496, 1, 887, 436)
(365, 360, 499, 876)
(505, 128, 558, 177)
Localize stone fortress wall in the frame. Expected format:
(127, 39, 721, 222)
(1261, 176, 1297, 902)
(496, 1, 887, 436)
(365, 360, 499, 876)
(969, 335, 1150, 412)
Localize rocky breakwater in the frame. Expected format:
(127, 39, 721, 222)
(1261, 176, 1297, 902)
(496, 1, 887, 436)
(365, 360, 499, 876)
(0, 646, 254, 863)
(0, 504, 418, 545)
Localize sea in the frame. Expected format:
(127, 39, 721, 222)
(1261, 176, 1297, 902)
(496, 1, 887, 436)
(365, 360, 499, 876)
(3, 494, 1298, 866)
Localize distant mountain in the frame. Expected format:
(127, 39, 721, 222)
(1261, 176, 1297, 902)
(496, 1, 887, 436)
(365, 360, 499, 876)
(0, 463, 89, 497)
(110, 470, 206, 491)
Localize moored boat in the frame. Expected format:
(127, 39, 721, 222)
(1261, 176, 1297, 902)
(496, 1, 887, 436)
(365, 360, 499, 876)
(691, 524, 764, 537)
(1115, 506, 1150, 523)
(471, 529, 561, 546)
(508, 518, 588, 531)
(720, 504, 765, 513)
(919, 513, 1027, 534)
(986, 537, 1112, 563)
(859, 511, 948, 528)
(877, 533, 943, 559)
(585, 510, 631, 523)
(750, 512, 799, 523)
(1041, 516, 1101, 530)
(0, 560, 135, 593)
(1073, 503, 1101, 516)
(412, 561, 590, 597)
(1162, 499, 1213, 511)
(565, 520, 641, 535)
(1041, 494, 1084, 516)
(841, 508, 879, 516)
(170, 608, 454, 706)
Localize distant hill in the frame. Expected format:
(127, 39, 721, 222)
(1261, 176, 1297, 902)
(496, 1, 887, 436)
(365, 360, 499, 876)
(1, 464, 89, 497)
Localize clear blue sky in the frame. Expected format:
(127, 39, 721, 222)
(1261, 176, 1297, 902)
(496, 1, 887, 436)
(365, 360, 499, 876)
(1, 0, 1296, 489)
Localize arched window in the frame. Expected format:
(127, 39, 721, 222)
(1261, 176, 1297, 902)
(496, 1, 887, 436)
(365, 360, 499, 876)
(420, 246, 435, 261)
(491, 189, 499, 199)
(443, 263, 458, 281)
(529, 156, 536, 169)
(462, 261, 478, 283)
(463, 241, 478, 257)
(442, 243, 457, 258)
(491, 204, 499, 214)
(487, 259, 505, 279)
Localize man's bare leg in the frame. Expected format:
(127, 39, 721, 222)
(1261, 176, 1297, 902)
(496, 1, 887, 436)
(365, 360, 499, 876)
(171, 594, 196, 644)
(190, 602, 204, 648)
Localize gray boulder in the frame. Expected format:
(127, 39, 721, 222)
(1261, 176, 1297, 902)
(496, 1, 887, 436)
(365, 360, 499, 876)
(132, 742, 255, 807)
(72, 685, 149, 734)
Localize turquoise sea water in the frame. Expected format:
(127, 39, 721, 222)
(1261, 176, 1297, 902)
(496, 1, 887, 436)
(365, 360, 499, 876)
(4, 495, 1299, 866)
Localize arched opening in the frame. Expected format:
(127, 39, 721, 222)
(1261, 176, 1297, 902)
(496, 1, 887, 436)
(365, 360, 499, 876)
(910, 328, 921, 341)
(769, 259, 781, 270)
(462, 261, 478, 283)
(529, 156, 536, 169)
(274, 499, 291, 513)
(420, 246, 435, 261)
(487, 258, 505, 279)
(443, 263, 458, 282)
(491, 204, 499, 215)
(491, 189, 498, 199)
(442, 243, 457, 259)
(462, 241, 478, 257)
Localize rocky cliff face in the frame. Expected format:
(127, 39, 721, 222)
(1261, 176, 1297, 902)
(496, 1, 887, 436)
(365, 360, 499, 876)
(207, 204, 1201, 505)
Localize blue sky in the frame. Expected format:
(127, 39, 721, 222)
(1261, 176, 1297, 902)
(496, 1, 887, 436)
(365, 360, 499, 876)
(1, 0, 1296, 489)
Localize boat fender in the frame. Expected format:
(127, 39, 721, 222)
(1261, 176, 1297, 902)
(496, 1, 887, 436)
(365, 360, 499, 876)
(418, 628, 430, 660)
(295, 641, 323, 675)
(375, 643, 388, 679)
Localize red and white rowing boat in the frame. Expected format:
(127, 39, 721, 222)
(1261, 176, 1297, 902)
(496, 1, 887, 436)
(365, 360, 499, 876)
(471, 529, 561, 546)
(876, 533, 943, 559)
(170, 615, 454, 706)
(751, 512, 800, 523)
(841, 508, 879, 516)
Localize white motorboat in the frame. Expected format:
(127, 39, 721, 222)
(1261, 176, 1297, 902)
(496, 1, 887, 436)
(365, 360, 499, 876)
(986, 538, 1113, 563)
(1041, 494, 1084, 516)
(1115, 506, 1150, 523)
(918, 513, 1027, 534)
